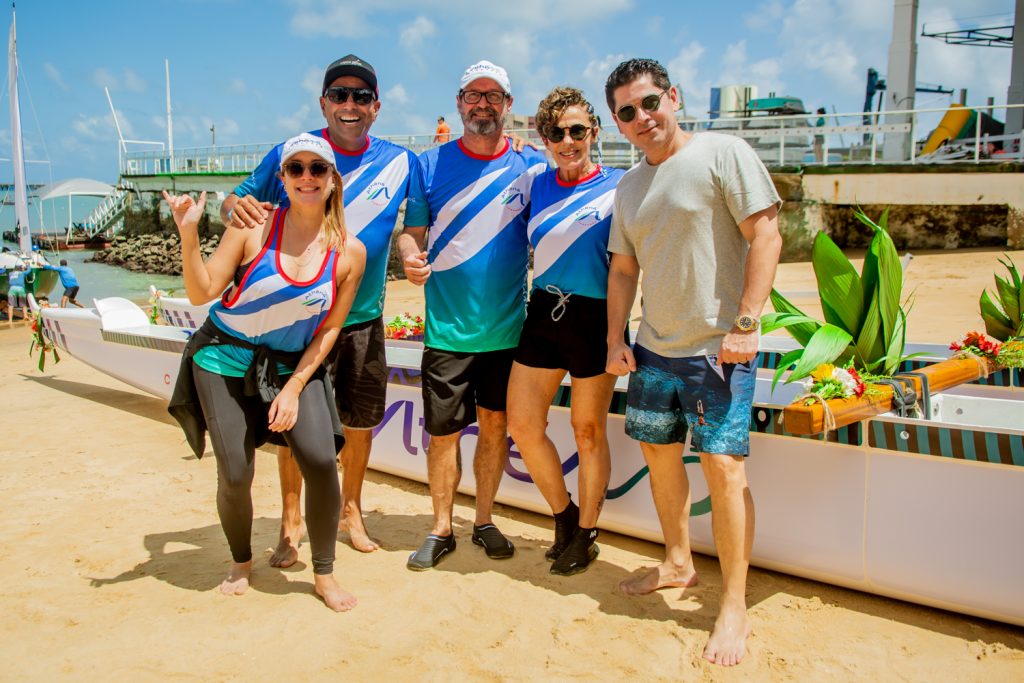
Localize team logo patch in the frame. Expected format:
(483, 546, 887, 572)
(572, 205, 602, 227)
(365, 181, 392, 206)
(303, 290, 329, 311)
(499, 187, 526, 211)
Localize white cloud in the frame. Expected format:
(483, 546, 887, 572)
(668, 41, 711, 118)
(90, 67, 147, 93)
(227, 79, 247, 95)
(383, 84, 412, 108)
(287, 0, 376, 38)
(744, 0, 784, 31)
(43, 63, 68, 92)
(277, 104, 313, 133)
(301, 65, 323, 99)
(401, 16, 436, 52)
(72, 110, 134, 141)
(122, 68, 146, 93)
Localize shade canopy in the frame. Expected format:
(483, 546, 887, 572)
(32, 178, 114, 201)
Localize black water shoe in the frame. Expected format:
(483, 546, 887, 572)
(407, 533, 456, 571)
(471, 523, 515, 559)
(546, 499, 579, 561)
(550, 527, 599, 576)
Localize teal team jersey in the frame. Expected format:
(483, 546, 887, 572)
(419, 139, 548, 352)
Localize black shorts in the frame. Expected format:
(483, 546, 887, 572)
(421, 347, 516, 436)
(516, 288, 618, 378)
(64, 285, 80, 301)
(328, 316, 387, 429)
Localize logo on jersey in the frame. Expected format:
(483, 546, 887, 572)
(365, 181, 392, 206)
(499, 187, 526, 211)
(572, 206, 602, 227)
(303, 290, 329, 312)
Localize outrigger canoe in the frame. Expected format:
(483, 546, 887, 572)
(32, 295, 1024, 627)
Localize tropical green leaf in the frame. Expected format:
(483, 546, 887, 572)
(994, 274, 1020, 324)
(760, 312, 823, 334)
(981, 290, 1015, 340)
(854, 289, 884, 368)
(870, 217, 902, 348)
(811, 232, 862, 333)
(771, 348, 805, 391)
(1000, 255, 1021, 289)
(767, 289, 818, 346)
(881, 306, 909, 376)
(787, 324, 854, 382)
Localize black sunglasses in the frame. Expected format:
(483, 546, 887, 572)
(460, 90, 507, 105)
(615, 91, 668, 123)
(543, 124, 593, 143)
(324, 86, 376, 105)
(282, 160, 332, 179)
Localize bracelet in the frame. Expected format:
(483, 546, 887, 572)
(289, 374, 307, 389)
(226, 206, 234, 223)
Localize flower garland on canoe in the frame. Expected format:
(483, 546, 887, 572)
(29, 310, 59, 371)
(384, 313, 424, 340)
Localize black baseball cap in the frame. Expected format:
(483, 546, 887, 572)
(322, 54, 378, 98)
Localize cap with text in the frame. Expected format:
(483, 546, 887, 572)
(322, 54, 378, 97)
(460, 60, 511, 94)
(280, 133, 336, 169)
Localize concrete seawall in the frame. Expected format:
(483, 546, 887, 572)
(124, 164, 1024, 262)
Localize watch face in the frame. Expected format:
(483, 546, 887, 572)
(737, 315, 758, 331)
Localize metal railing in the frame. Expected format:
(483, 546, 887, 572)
(121, 103, 1024, 176)
(81, 181, 134, 238)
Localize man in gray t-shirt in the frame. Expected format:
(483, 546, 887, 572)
(604, 58, 782, 668)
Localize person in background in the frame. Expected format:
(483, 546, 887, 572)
(814, 107, 827, 163)
(506, 86, 624, 576)
(7, 266, 29, 326)
(434, 116, 451, 143)
(166, 133, 366, 612)
(44, 259, 83, 308)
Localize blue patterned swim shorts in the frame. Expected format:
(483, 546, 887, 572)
(625, 345, 758, 455)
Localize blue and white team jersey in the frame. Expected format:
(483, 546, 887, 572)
(195, 208, 339, 378)
(233, 128, 429, 326)
(419, 139, 548, 352)
(528, 165, 624, 300)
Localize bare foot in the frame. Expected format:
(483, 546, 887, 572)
(339, 515, 380, 553)
(219, 560, 252, 596)
(314, 574, 358, 612)
(619, 562, 698, 596)
(702, 602, 752, 667)
(269, 521, 306, 568)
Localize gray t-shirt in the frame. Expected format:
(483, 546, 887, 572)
(609, 133, 781, 358)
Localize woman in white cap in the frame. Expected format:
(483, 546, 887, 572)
(165, 132, 366, 612)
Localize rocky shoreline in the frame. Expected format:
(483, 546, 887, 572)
(88, 234, 219, 275)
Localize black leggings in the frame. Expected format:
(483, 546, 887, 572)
(192, 366, 340, 574)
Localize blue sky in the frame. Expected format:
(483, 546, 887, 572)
(2, 0, 1017, 185)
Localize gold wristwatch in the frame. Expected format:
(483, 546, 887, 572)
(734, 315, 759, 332)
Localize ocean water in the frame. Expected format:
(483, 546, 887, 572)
(2, 241, 183, 305)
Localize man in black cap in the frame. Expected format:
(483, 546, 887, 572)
(219, 54, 430, 562)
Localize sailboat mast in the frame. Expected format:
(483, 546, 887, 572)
(8, 3, 31, 253)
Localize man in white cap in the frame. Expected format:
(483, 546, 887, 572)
(220, 54, 430, 562)
(397, 60, 548, 570)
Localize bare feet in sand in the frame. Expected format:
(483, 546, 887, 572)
(220, 560, 252, 596)
(339, 513, 380, 553)
(269, 521, 306, 568)
(314, 574, 358, 612)
(703, 601, 752, 666)
(619, 562, 698, 595)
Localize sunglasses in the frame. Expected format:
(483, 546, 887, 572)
(282, 160, 332, 179)
(615, 91, 668, 123)
(324, 86, 376, 105)
(460, 90, 507, 105)
(543, 124, 593, 143)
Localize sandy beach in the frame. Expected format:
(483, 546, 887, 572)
(2, 248, 1024, 681)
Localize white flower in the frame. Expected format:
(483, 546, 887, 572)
(832, 368, 858, 396)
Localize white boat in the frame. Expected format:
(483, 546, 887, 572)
(32, 296, 1024, 627)
(149, 285, 213, 329)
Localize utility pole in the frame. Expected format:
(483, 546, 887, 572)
(210, 124, 215, 147)
(1007, 0, 1024, 136)
(883, 0, 918, 161)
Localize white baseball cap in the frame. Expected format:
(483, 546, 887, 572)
(280, 133, 336, 168)
(460, 60, 511, 94)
